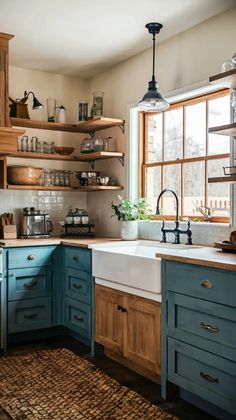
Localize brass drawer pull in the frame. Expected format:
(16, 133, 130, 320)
(73, 283, 82, 290)
(201, 280, 213, 289)
(24, 313, 37, 319)
(200, 322, 219, 333)
(24, 280, 38, 289)
(200, 371, 219, 383)
(74, 315, 83, 322)
(27, 254, 37, 261)
(73, 255, 80, 262)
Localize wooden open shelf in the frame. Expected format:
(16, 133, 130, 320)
(0, 150, 124, 163)
(208, 123, 236, 136)
(10, 117, 125, 134)
(209, 69, 236, 89)
(208, 176, 236, 184)
(6, 184, 123, 192)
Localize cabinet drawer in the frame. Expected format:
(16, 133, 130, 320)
(65, 267, 91, 304)
(64, 246, 91, 272)
(168, 338, 236, 416)
(8, 297, 52, 333)
(64, 297, 91, 338)
(168, 293, 236, 360)
(8, 267, 52, 301)
(166, 262, 236, 307)
(8, 246, 54, 269)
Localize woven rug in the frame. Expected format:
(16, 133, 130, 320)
(0, 348, 178, 420)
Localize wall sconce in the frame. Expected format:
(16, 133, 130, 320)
(21, 91, 43, 110)
(9, 91, 43, 119)
(138, 22, 169, 112)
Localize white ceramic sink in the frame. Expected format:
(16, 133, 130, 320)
(92, 241, 200, 299)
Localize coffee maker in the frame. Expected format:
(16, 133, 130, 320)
(21, 207, 53, 238)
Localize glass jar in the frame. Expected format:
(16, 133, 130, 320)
(66, 207, 74, 224)
(59, 170, 65, 186)
(81, 209, 89, 225)
(31, 136, 38, 152)
(53, 170, 60, 186)
(73, 208, 81, 224)
(43, 169, 53, 186)
(21, 135, 28, 152)
(93, 135, 104, 152)
(36, 140, 44, 154)
(221, 60, 235, 72)
(92, 91, 104, 116)
(80, 137, 94, 153)
(48, 142, 55, 154)
(64, 171, 71, 186)
(79, 101, 88, 121)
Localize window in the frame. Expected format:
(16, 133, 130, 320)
(141, 90, 230, 221)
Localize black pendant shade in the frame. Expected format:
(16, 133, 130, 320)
(139, 22, 169, 112)
(22, 91, 43, 109)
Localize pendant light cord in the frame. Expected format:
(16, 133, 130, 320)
(152, 33, 156, 81)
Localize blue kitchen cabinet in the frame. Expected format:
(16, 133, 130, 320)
(2, 244, 94, 354)
(162, 260, 236, 419)
(5, 246, 55, 337)
(63, 246, 94, 354)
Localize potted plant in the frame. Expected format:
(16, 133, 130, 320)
(111, 196, 150, 240)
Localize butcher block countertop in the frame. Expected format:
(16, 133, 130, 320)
(0, 237, 120, 248)
(156, 246, 236, 272)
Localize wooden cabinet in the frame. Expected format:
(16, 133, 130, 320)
(95, 285, 123, 354)
(95, 284, 161, 381)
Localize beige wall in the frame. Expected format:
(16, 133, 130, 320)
(2, 67, 90, 235)
(2, 8, 236, 238)
(87, 7, 236, 236)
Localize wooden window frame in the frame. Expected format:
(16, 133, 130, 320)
(140, 89, 230, 223)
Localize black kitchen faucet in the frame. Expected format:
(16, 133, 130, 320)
(156, 188, 192, 245)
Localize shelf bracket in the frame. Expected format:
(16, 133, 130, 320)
(88, 160, 95, 169)
(118, 123, 125, 134)
(117, 156, 124, 166)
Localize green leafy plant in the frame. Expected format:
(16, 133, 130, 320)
(111, 196, 151, 221)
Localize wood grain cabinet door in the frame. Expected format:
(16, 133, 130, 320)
(123, 294, 161, 375)
(95, 285, 124, 354)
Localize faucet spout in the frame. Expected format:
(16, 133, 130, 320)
(156, 188, 179, 221)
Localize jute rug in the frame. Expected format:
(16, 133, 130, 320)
(0, 348, 178, 420)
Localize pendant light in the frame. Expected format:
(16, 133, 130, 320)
(139, 22, 169, 111)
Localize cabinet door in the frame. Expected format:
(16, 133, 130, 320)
(124, 294, 161, 375)
(95, 285, 123, 354)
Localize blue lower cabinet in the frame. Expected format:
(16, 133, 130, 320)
(8, 246, 54, 269)
(65, 267, 91, 304)
(64, 246, 91, 272)
(64, 296, 91, 339)
(8, 267, 52, 301)
(8, 297, 52, 333)
(168, 337, 236, 416)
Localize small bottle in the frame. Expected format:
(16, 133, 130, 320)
(66, 206, 74, 224)
(56, 105, 67, 123)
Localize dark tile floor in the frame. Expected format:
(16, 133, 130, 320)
(0, 336, 216, 420)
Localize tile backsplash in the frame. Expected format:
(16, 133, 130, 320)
(0, 190, 87, 237)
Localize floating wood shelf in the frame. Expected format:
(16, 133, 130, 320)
(208, 176, 236, 184)
(6, 184, 123, 192)
(0, 150, 124, 163)
(208, 123, 236, 136)
(209, 69, 236, 89)
(10, 117, 125, 134)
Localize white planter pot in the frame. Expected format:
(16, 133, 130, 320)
(120, 220, 138, 240)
